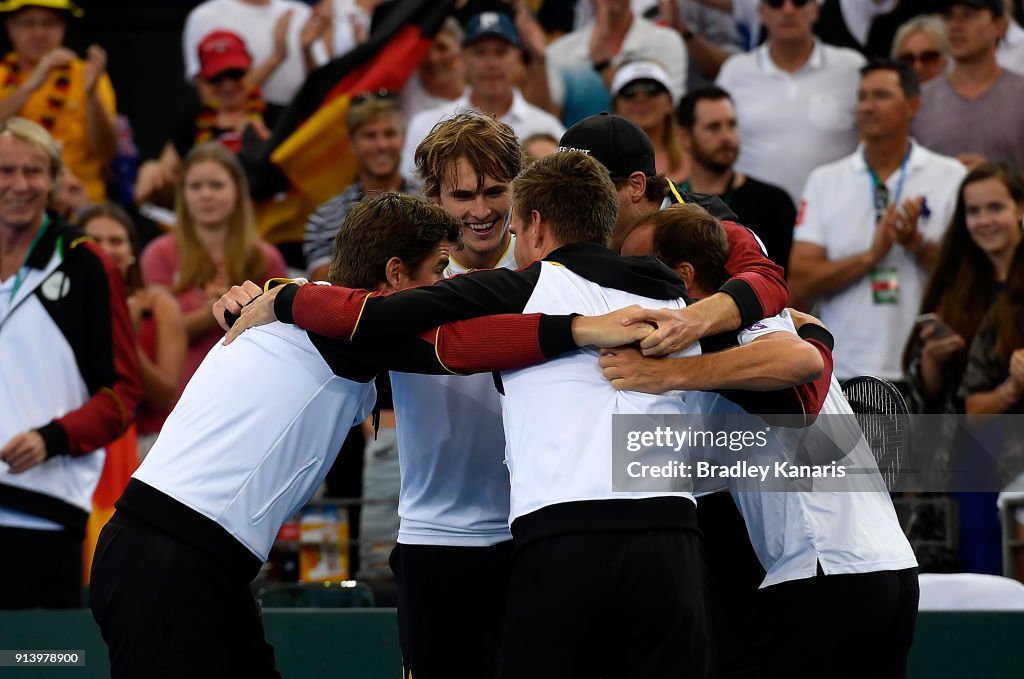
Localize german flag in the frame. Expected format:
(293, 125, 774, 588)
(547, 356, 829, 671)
(241, 0, 454, 229)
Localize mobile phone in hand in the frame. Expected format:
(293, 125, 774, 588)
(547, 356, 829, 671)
(915, 313, 951, 339)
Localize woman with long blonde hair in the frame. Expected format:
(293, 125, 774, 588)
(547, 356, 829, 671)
(141, 142, 287, 397)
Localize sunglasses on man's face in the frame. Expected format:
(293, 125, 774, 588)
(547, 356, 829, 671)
(897, 50, 942, 67)
(618, 80, 669, 100)
(209, 69, 246, 85)
(762, 0, 813, 8)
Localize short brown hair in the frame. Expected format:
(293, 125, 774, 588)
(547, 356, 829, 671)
(327, 192, 463, 288)
(415, 112, 522, 200)
(348, 95, 402, 136)
(511, 150, 617, 247)
(644, 203, 729, 291)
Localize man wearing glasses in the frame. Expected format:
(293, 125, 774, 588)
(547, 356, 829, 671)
(789, 59, 966, 388)
(715, 0, 866, 203)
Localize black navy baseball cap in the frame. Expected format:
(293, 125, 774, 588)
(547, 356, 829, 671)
(558, 112, 656, 179)
(462, 12, 520, 48)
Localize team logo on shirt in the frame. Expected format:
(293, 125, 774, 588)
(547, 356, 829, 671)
(746, 322, 768, 332)
(40, 271, 70, 301)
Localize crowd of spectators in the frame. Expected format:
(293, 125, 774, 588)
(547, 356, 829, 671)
(3, 0, 1024, 610)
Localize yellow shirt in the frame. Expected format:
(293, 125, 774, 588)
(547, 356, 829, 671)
(0, 58, 117, 201)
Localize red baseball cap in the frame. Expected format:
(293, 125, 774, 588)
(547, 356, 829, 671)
(198, 30, 251, 80)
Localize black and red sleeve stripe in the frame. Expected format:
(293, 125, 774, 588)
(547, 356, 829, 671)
(281, 264, 543, 344)
(792, 323, 836, 422)
(719, 221, 789, 328)
(39, 241, 142, 458)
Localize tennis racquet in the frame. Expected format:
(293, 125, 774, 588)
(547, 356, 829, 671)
(841, 376, 912, 491)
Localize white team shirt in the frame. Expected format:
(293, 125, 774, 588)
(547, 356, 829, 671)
(793, 141, 966, 380)
(699, 310, 917, 588)
(135, 321, 376, 561)
(390, 238, 518, 546)
(501, 261, 698, 524)
(445, 233, 517, 279)
(716, 40, 865, 202)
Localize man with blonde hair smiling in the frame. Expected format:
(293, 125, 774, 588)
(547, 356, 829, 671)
(0, 117, 140, 608)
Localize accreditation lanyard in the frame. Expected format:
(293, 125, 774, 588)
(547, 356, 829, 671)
(9, 214, 50, 302)
(865, 146, 911, 222)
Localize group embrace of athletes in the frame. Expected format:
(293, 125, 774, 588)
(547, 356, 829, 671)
(89, 111, 919, 679)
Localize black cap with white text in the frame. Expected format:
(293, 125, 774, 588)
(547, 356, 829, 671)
(558, 113, 657, 179)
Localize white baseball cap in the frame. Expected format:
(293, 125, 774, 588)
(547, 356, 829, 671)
(610, 61, 678, 103)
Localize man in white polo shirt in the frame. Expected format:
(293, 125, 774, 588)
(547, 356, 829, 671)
(789, 59, 966, 384)
(399, 12, 564, 179)
(715, 0, 866, 202)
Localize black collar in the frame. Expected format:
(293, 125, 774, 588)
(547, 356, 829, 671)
(543, 241, 690, 301)
(25, 212, 74, 270)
